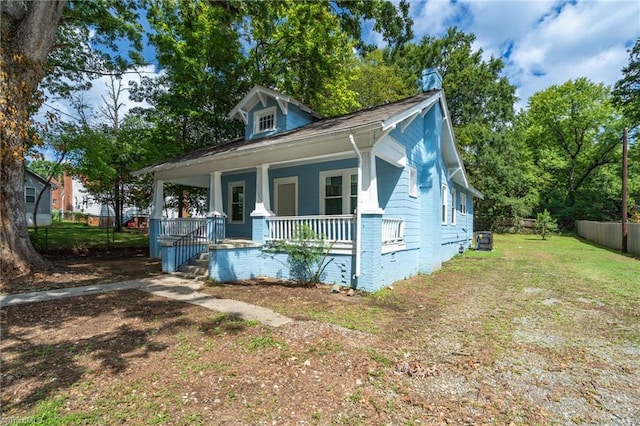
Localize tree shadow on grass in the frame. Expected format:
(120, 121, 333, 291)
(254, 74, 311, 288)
(0, 289, 252, 413)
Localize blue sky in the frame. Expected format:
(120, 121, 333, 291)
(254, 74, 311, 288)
(399, 0, 639, 109)
(43, 0, 639, 123)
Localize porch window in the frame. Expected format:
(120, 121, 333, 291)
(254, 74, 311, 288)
(460, 192, 467, 215)
(25, 187, 35, 204)
(320, 168, 358, 215)
(451, 188, 456, 225)
(441, 184, 448, 225)
(228, 182, 245, 224)
(253, 106, 276, 134)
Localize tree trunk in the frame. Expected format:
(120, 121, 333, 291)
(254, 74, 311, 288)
(0, 1, 67, 277)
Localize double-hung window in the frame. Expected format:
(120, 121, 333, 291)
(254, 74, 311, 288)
(228, 182, 245, 224)
(320, 169, 358, 215)
(460, 192, 467, 215)
(253, 106, 276, 134)
(25, 187, 36, 204)
(441, 184, 448, 224)
(451, 188, 457, 225)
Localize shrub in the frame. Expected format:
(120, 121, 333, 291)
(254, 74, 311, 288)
(535, 209, 558, 240)
(267, 224, 334, 286)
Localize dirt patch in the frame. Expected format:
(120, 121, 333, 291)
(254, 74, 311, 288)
(1, 249, 639, 424)
(1, 248, 161, 294)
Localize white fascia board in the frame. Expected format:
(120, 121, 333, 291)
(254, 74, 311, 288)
(381, 93, 439, 132)
(276, 98, 288, 115)
(373, 135, 407, 168)
(257, 91, 267, 108)
(438, 94, 469, 189)
(149, 125, 380, 180)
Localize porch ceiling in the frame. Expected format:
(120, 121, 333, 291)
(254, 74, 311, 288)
(150, 133, 364, 182)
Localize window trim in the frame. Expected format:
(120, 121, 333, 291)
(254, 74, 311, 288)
(253, 106, 277, 135)
(408, 166, 418, 198)
(441, 184, 448, 225)
(460, 192, 467, 215)
(319, 168, 358, 215)
(25, 186, 36, 204)
(227, 181, 245, 224)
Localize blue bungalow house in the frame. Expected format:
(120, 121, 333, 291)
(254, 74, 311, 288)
(134, 71, 482, 291)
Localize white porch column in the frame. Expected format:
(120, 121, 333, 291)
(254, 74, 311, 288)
(359, 148, 383, 214)
(150, 179, 164, 219)
(251, 164, 273, 217)
(207, 171, 224, 216)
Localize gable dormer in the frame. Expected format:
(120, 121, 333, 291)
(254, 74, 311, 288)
(228, 85, 321, 140)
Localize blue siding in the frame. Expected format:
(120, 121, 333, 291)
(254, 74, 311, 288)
(269, 158, 357, 215)
(286, 104, 316, 130)
(246, 98, 316, 140)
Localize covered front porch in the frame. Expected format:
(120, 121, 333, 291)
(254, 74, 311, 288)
(152, 213, 406, 283)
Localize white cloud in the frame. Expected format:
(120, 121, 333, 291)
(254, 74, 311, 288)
(408, 0, 639, 109)
(37, 64, 159, 126)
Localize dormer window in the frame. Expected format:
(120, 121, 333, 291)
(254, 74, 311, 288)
(254, 106, 276, 134)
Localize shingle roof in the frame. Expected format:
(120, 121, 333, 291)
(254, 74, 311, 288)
(137, 91, 439, 172)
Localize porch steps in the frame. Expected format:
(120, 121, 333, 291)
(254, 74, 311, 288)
(176, 253, 209, 280)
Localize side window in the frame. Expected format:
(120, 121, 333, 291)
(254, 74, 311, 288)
(228, 182, 245, 224)
(451, 188, 456, 225)
(441, 184, 448, 225)
(460, 192, 467, 215)
(253, 106, 276, 134)
(409, 167, 418, 198)
(25, 187, 36, 204)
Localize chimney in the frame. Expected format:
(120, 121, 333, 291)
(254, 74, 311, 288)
(421, 68, 442, 92)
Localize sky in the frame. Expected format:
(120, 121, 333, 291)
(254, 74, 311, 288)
(404, 0, 639, 110)
(41, 0, 639, 124)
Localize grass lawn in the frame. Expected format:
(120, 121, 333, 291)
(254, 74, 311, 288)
(2, 234, 639, 424)
(29, 222, 148, 251)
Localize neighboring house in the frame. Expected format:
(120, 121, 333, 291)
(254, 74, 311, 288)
(51, 171, 74, 215)
(24, 169, 56, 227)
(71, 177, 109, 217)
(135, 70, 483, 291)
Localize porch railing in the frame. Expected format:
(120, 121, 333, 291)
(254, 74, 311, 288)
(159, 218, 207, 237)
(382, 217, 405, 244)
(172, 222, 209, 270)
(266, 215, 356, 243)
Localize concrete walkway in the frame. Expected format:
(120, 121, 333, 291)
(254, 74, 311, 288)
(0, 275, 292, 327)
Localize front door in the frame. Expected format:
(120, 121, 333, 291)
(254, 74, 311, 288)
(274, 177, 297, 216)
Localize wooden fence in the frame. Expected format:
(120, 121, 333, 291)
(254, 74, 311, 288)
(576, 221, 640, 256)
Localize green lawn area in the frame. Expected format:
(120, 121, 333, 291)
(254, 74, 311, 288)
(29, 222, 148, 251)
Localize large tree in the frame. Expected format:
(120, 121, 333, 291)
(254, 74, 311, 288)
(523, 78, 624, 228)
(1, 1, 67, 275)
(1, 1, 143, 276)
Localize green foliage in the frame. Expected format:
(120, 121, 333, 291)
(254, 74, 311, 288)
(350, 49, 416, 109)
(268, 225, 334, 286)
(613, 38, 640, 130)
(534, 209, 558, 240)
(523, 78, 624, 228)
(243, 1, 360, 116)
